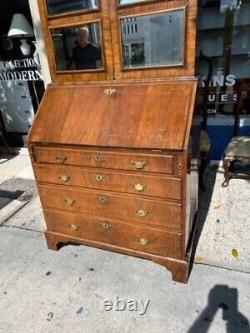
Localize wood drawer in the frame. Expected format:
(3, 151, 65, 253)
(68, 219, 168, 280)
(34, 147, 174, 174)
(39, 185, 182, 231)
(34, 164, 182, 200)
(45, 210, 183, 259)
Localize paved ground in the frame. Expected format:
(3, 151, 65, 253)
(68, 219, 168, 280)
(0, 152, 250, 332)
(195, 164, 250, 273)
(0, 226, 250, 333)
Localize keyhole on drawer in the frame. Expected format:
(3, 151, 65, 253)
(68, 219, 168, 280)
(98, 195, 108, 204)
(94, 154, 102, 162)
(95, 174, 104, 182)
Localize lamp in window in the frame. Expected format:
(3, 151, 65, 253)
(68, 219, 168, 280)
(8, 13, 34, 56)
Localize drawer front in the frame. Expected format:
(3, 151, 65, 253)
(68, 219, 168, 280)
(39, 185, 182, 231)
(34, 147, 174, 174)
(45, 210, 183, 259)
(34, 164, 182, 200)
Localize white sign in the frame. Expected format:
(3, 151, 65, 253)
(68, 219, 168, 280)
(0, 58, 43, 81)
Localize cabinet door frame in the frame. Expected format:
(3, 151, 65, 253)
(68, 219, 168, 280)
(38, 0, 114, 82)
(110, 0, 197, 80)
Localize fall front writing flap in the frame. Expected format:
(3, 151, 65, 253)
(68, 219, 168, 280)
(28, 80, 197, 150)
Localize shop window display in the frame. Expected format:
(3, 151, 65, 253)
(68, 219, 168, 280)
(196, 0, 250, 117)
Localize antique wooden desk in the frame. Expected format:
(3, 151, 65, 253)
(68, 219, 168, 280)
(28, 0, 199, 283)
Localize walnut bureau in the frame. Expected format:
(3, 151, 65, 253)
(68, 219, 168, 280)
(28, 0, 199, 283)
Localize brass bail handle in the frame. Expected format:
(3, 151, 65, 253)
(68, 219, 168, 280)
(59, 175, 70, 182)
(131, 160, 147, 170)
(101, 222, 112, 230)
(104, 88, 116, 96)
(69, 224, 79, 231)
(64, 198, 75, 206)
(133, 183, 146, 192)
(136, 209, 149, 217)
(139, 238, 149, 246)
(56, 155, 67, 164)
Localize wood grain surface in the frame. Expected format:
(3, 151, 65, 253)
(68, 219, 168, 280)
(28, 80, 197, 150)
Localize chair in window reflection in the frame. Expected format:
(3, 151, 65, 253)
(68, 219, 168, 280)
(222, 80, 250, 186)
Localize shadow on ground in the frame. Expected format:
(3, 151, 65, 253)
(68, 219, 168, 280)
(188, 285, 250, 333)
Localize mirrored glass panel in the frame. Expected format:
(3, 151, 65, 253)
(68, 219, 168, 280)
(46, 0, 98, 16)
(51, 23, 103, 72)
(120, 9, 185, 69)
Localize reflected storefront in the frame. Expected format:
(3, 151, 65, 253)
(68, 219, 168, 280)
(196, 0, 250, 159)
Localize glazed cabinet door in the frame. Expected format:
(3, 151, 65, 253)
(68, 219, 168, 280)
(38, 0, 114, 82)
(110, 0, 197, 80)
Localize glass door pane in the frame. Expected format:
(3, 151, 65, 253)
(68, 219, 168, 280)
(120, 9, 185, 69)
(51, 22, 103, 72)
(46, 0, 99, 16)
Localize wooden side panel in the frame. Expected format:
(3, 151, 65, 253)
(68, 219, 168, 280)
(45, 209, 183, 259)
(39, 184, 182, 231)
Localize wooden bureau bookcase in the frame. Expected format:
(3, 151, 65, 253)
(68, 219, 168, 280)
(28, 0, 199, 283)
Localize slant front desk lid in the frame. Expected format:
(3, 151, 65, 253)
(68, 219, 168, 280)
(28, 80, 197, 150)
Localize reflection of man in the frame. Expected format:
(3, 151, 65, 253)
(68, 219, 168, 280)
(72, 27, 102, 70)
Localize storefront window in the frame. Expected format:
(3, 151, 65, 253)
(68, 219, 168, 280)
(196, 0, 250, 118)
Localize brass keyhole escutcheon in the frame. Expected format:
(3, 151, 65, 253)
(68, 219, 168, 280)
(136, 209, 149, 217)
(64, 198, 75, 206)
(98, 195, 108, 204)
(131, 160, 147, 170)
(94, 154, 102, 162)
(59, 175, 70, 182)
(139, 238, 149, 246)
(56, 155, 67, 164)
(133, 183, 146, 192)
(101, 222, 112, 230)
(69, 224, 79, 231)
(178, 163, 183, 170)
(95, 174, 104, 182)
(104, 88, 116, 96)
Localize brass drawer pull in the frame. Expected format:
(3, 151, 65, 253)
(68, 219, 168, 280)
(98, 195, 108, 204)
(178, 163, 183, 170)
(133, 183, 146, 192)
(101, 222, 112, 230)
(58, 175, 70, 182)
(64, 198, 75, 206)
(69, 224, 79, 231)
(56, 155, 67, 164)
(139, 238, 149, 246)
(104, 88, 116, 96)
(136, 209, 149, 217)
(131, 160, 147, 170)
(95, 174, 104, 182)
(93, 154, 102, 162)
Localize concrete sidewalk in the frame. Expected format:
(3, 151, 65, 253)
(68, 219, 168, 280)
(0, 152, 250, 332)
(0, 225, 250, 333)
